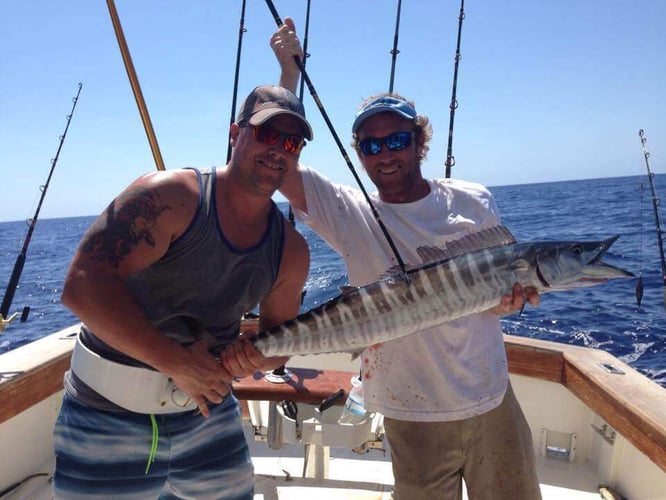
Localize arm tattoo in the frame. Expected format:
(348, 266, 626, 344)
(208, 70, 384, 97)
(82, 187, 172, 268)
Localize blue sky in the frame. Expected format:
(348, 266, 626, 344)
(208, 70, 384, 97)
(1, 0, 664, 222)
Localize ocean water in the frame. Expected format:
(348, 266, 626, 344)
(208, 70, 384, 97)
(1, 175, 665, 386)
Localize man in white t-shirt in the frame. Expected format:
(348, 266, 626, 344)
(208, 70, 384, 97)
(271, 18, 542, 500)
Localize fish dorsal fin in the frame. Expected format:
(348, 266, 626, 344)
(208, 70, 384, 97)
(339, 285, 358, 295)
(380, 226, 516, 277)
(417, 225, 517, 264)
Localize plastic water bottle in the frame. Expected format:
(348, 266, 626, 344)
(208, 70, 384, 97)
(338, 375, 368, 424)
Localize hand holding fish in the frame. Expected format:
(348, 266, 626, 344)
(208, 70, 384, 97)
(219, 332, 290, 378)
(491, 283, 540, 316)
(168, 340, 233, 417)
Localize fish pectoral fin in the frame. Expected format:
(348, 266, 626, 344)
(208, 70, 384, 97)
(511, 258, 531, 272)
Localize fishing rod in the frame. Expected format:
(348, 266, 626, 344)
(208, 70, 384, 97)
(0, 83, 83, 332)
(288, 0, 312, 228)
(263, 0, 409, 276)
(637, 129, 666, 309)
(444, 0, 465, 179)
(286, 0, 313, 225)
(388, 0, 403, 93)
(227, 0, 248, 163)
(298, 0, 312, 102)
(106, 0, 166, 171)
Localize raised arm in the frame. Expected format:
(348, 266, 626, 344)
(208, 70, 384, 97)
(271, 17, 302, 94)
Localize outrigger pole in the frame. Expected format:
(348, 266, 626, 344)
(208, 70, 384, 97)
(263, 0, 409, 276)
(106, 0, 166, 171)
(445, 0, 465, 179)
(388, 0, 402, 93)
(638, 129, 666, 309)
(227, 0, 248, 163)
(0, 83, 83, 332)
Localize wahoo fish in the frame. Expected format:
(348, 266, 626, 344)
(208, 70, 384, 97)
(252, 226, 633, 357)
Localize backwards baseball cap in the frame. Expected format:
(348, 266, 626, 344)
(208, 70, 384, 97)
(237, 85, 313, 140)
(351, 95, 417, 133)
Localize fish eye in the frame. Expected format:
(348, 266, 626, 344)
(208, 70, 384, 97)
(571, 245, 583, 256)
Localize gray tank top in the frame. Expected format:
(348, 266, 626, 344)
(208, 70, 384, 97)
(66, 167, 285, 408)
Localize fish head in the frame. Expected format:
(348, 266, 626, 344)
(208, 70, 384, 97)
(534, 236, 634, 291)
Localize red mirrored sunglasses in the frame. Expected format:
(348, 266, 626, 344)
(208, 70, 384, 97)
(242, 123, 306, 154)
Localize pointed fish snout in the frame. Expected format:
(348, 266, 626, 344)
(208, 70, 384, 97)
(592, 235, 633, 278)
(602, 235, 621, 250)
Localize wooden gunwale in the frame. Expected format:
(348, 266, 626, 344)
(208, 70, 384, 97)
(504, 334, 666, 473)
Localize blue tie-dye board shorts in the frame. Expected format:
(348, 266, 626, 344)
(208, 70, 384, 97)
(53, 392, 253, 499)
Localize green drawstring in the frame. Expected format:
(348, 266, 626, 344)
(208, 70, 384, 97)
(145, 414, 159, 475)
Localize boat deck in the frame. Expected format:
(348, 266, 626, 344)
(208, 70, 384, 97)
(250, 434, 604, 500)
(1, 420, 605, 500)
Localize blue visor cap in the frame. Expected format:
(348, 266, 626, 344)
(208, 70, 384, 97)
(352, 96, 417, 133)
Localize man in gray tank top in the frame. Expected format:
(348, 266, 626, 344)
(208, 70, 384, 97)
(53, 86, 313, 499)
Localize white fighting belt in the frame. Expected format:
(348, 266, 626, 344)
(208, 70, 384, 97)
(71, 332, 197, 414)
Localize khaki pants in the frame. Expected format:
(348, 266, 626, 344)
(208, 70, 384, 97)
(385, 382, 541, 500)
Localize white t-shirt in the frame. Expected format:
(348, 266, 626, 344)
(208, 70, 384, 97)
(295, 166, 509, 421)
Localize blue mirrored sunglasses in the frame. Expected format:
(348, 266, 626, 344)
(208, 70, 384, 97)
(358, 131, 414, 156)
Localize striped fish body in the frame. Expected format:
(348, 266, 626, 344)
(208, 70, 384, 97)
(252, 227, 633, 358)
